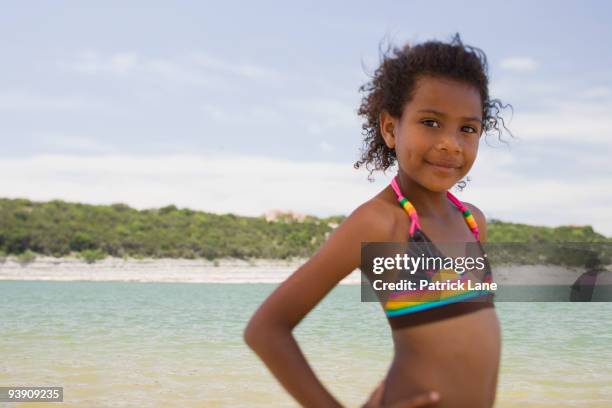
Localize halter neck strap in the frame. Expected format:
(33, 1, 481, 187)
(390, 176, 480, 241)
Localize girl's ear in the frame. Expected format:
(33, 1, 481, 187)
(379, 110, 397, 149)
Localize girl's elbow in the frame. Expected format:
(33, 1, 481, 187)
(243, 318, 261, 349)
(243, 317, 290, 351)
(243, 315, 271, 350)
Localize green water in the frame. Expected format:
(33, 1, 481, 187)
(1, 281, 611, 407)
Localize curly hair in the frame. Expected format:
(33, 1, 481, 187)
(354, 33, 513, 185)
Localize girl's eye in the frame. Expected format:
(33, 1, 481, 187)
(422, 119, 440, 128)
(422, 120, 478, 134)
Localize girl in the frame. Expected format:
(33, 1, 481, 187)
(245, 33, 511, 407)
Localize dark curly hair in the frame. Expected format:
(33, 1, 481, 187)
(354, 33, 513, 185)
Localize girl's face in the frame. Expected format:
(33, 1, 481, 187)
(382, 75, 483, 192)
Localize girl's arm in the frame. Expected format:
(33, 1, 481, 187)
(244, 201, 392, 408)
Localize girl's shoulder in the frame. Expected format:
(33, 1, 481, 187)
(463, 202, 488, 243)
(462, 202, 486, 222)
(343, 187, 401, 243)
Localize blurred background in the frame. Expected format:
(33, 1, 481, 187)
(2, 3, 612, 407)
(0, 0, 611, 233)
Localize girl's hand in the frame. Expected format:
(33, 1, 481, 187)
(362, 380, 440, 408)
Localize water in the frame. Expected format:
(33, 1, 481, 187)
(1, 281, 611, 407)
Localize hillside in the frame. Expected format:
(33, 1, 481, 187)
(0, 198, 609, 265)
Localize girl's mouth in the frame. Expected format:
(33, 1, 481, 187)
(424, 160, 461, 174)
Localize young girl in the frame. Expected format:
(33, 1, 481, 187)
(245, 34, 511, 407)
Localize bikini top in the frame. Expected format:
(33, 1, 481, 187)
(373, 176, 495, 330)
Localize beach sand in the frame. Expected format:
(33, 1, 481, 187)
(1, 255, 610, 286)
(0, 256, 359, 284)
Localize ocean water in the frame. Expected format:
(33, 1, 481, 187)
(1, 281, 611, 407)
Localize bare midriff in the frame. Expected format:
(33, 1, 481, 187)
(383, 307, 501, 408)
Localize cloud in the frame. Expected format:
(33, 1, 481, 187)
(58, 50, 279, 88)
(201, 104, 229, 121)
(0, 91, 85, 111)
(143, 58, 216, 86)
(499, 57, 539, 72)
(190, 52, 279, 80)
(0, 153, 386, 216)
(487, 75, 612, 146)
(59, 51, 215, 87)
(455, 145, 612, 235)
(580, 86, 611, 100)
(200, 97, 358, 133)
(286, 98, 360, 129)
(63, 51, 138, 75)
(0, 152, 610, 236)
(36, 132, 117, 154)
(508, 101, 612, 144)
(319, 141, 333, 152)
(201, 104, 282, 123)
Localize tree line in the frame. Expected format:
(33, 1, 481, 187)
(0, 198, 609, 265)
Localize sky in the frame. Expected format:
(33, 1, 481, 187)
(1, 1, 611, 234)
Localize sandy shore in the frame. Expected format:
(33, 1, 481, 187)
(1, 256, 611, 286)
(0, 256, 361, 284)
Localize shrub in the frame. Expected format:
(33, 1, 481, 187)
(78, 249, 107, 264)
(17, 250, 37, 265)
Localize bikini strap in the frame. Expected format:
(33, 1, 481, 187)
(390, 176, 422, 237)
(446, 190, 480, 241)
(390, 176, 480, 241)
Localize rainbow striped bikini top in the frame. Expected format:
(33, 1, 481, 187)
(390, 176, 480, 241)
(383, 176, 495, 329)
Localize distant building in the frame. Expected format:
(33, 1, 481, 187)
(264, 209, 307, 223)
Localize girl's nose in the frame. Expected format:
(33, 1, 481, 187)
(435, 131, 462, 153)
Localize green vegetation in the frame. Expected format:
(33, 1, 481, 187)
(77, 248, 107, 264)
(0, 198, 338, 261)
(16, 249, 36, 265)
(487, 218, 609, 243)
(0, 198, 610, 266)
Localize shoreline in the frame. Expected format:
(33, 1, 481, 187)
(0, 255, 610, 285)
(0, 255, 352, 284)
